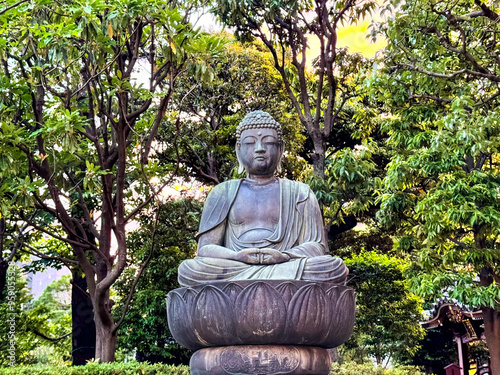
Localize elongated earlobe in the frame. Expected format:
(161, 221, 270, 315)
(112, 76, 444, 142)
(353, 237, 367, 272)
(277, 141, 285, 174)
(236, 144, 245, 174)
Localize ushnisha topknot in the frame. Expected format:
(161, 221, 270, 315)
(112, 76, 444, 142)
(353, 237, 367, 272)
(236, 110, 283, 143)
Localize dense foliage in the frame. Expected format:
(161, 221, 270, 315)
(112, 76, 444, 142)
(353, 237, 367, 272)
(0, 0, 223, 362)
(114, 198, 202, 364)
(372, 0, 500, 370)
(331, 361, 423, 375)
(344, 252, 425, 366)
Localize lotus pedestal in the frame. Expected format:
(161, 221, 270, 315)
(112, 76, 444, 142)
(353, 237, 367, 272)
(166, 280, 355, 375)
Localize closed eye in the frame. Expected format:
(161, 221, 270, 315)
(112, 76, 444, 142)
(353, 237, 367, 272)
(242, 136, 257, 145)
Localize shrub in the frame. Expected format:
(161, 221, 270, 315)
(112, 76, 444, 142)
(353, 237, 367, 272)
(331, 361, 424, 375)
(0, 362, 190, 375)
(0, 360, 425, 375)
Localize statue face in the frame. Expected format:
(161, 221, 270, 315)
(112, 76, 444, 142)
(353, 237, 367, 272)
(237, 128, 282, 176)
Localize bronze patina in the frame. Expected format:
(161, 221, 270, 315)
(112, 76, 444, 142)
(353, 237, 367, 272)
(168, 111, 355, 375)
(178, 110, 348, 287)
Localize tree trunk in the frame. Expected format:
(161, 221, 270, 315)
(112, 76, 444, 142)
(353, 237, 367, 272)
(310, 133, 326, 178)
(72, 270, 96, 365)
(94, 319, 117, 363)
(312, 152, 326, 178)
(0, 259, 8, 300)
(482, 307, 500, 375)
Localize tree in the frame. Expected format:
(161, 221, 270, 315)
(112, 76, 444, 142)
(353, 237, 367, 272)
(158, 37, 308, 186)
(212, 0, 378, 177)
(0, 0, 222, 362)
(0, 265, 71, 365)
(27, 275, 73, 365)
(404, 329, 458, 375)
(0, 217, 35, 300)
(373, 0, 500, 371)
(343, 251, 425, 367)
(114, 198, 201, 364)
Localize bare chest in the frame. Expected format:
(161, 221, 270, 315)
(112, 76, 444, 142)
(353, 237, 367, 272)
(229, 180, 280, 227)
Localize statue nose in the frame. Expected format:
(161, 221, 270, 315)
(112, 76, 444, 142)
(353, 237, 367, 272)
(255, 141, 265, 152)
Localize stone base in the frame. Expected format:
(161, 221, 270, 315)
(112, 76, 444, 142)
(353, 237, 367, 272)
(189, 345, 331, 375)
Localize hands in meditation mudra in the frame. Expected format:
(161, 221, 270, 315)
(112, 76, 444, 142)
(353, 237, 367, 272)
(178, 111, 348, 287)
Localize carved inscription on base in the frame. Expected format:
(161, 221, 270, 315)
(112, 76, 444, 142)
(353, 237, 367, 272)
(220, 346, 300, 374)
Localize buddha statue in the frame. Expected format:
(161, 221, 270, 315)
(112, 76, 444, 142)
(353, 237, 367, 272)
(178, 110, 348, 287)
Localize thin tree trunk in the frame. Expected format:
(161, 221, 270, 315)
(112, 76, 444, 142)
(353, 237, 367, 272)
(72, 270, 96, 365)
(310, 131, 326, 178)
(0, 259, 8, 300)
(482, 307, 500, 375)
(312, 152, 326, 178)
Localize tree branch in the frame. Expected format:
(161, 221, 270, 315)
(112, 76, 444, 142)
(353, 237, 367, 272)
(409, 93, 453, 104)
(0, 0, 29, 16)
(447, 236, 472, 250)
(398, 63, 500, 82)
(30, 328, 71, 343)
(473, 0, 500, 21)
(21, 244, 79, 268)
(112, 206, 160, 334)
(65, 171, 100, 239)
(19, 213, 94, 250)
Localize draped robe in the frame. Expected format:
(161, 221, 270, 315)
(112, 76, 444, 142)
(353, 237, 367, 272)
(177, 178, 348, 287)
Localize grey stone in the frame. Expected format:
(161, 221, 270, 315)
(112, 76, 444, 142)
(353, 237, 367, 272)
(190, 345, 332, 375)
(166, 111, 356, 374)
(166, 280, 356, 351)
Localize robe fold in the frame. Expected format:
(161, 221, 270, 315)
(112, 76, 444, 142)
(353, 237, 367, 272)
(178, 178, 348, 287)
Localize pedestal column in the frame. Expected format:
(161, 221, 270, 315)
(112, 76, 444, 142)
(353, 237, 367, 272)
(166, 280, 356, 375)
(190, 345, 331, 375)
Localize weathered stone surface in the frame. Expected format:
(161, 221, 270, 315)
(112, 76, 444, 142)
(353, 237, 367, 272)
(165, 111, 356, 375)
(166, 280, 356, 351)
(177, 111, 349, 288)
(189, 345, 331, 375)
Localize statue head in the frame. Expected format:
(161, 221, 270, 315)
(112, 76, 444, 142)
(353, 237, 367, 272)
(236, 111, 285, 176)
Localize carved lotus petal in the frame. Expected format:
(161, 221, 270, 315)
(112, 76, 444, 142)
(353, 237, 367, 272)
(323, 288, 356, 347)
(235, 282, 287, 343)
(166, 291, 200, 350)
(191, 285, 236, 346)
(167, 281, 355, 349)
(287, 284, 331, 345)
(276, 281, 299, 301)
(223, 282, 243, 301)
(326, 285, 340, 302)
(182, 288, 198, 306)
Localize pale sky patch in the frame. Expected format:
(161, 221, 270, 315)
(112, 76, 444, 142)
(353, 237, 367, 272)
(336, 19, 386, 58)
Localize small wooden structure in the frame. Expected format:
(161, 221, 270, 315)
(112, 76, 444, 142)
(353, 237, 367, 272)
(445, 364, 461, 375)
(421, 300, 490, 375)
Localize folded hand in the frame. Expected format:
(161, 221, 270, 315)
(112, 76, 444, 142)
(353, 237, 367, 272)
(234, 248, 290, 265)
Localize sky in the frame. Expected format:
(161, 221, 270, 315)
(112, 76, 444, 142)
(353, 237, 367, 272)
(196, 11, 387, 59)
(336, 19, 386, 58)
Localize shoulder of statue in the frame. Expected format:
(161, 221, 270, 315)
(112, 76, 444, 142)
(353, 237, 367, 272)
(197, 179, 243, 238)
(279, 178, 313, 203)
(206, 179, 242, 199)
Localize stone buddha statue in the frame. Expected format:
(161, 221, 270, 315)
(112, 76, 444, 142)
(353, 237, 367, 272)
(178, 111, 348, 287)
